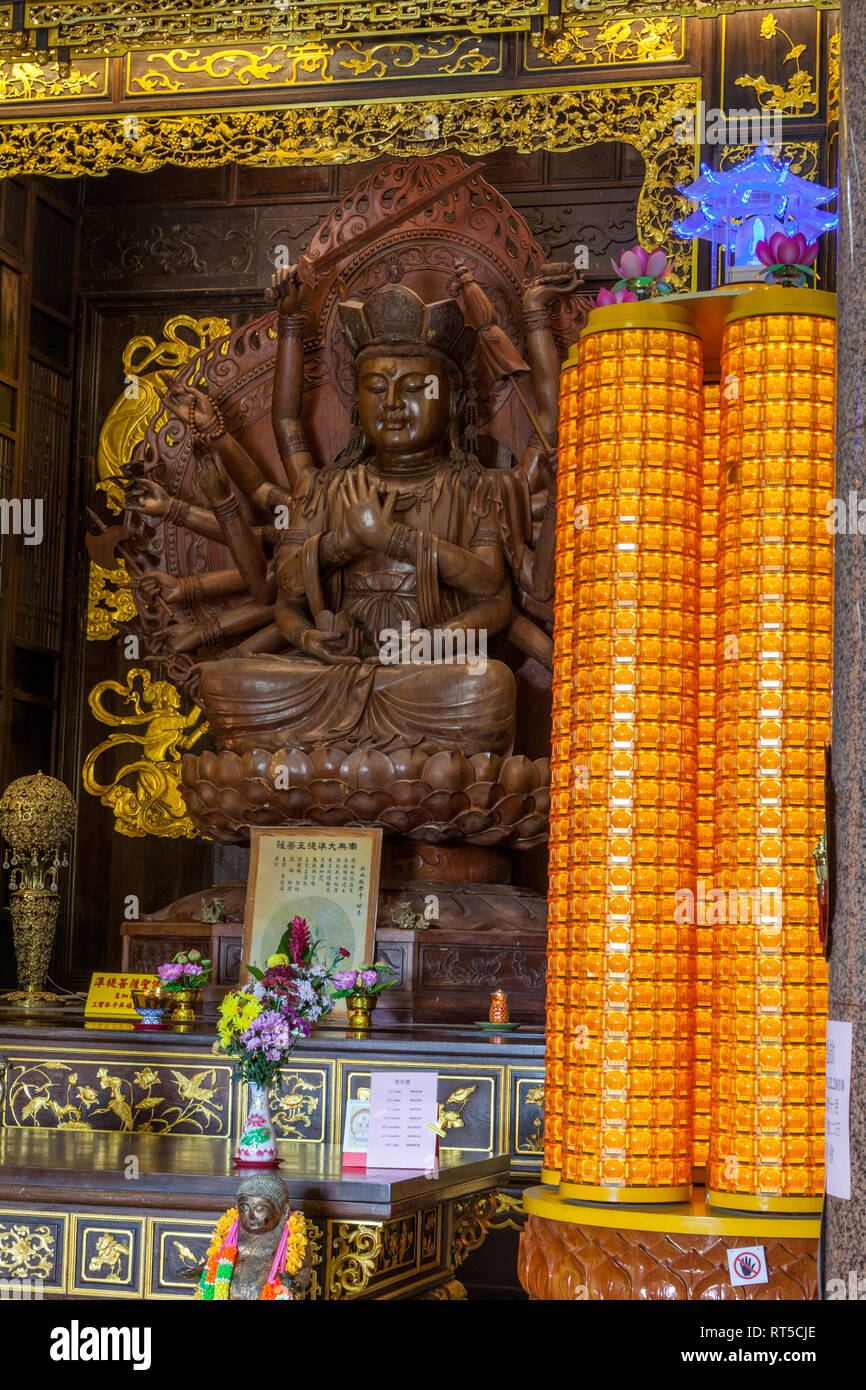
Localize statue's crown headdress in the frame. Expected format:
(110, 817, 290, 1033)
(338, 282, 475, 369)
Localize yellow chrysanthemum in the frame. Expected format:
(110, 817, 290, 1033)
(266, 952, 290, 968)
(237, 998, 262, 1030)
(219, 994, 240, 1021)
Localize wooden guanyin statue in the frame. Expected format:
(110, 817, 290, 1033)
(135, 269, 564, 759)
(106, 157, 590, 1012)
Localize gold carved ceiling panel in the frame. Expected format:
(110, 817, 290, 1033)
(124, 35, 504, 96)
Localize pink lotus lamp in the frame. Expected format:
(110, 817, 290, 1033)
(755, 231, 819, 288)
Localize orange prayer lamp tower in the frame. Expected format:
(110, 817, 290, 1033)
(528, 284, 835, 1296)
(542, 287, 836, 1217)
(693, 381, 721, 1173)
(546, 301, 703, 1202)
(707, 289, 835, 1213)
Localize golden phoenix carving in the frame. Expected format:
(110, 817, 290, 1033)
(81, 669, 207, 839)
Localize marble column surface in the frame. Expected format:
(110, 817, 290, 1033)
(827, 0, 866, 1296)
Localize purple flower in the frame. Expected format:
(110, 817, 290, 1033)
(184, 963, 203, 978)
(333, 970, 358, 990)
(359, 969, 379, 988)
(158, 962, 184, 982)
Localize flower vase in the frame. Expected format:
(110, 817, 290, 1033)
(346, 992, 378, 1030)
(236, 1081, 280, 1167)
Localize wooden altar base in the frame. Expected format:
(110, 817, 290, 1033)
(0, 1012, 541, 1298)
(0, 1129, 507, 1300)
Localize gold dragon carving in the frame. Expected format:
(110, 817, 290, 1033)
(127, 35, 499, 94)
(89, 313, 230, 641)
(85, 316, 228, 837)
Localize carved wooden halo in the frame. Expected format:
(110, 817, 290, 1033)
(309, 154, 547, 434)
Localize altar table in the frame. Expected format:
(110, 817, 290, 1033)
(0, 1129, 508, 1300)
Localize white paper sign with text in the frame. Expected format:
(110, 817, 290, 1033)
(366, 1071, 439, 1170)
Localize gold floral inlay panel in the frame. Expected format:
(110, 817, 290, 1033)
(6, 1059, 232, 1136)
(0, 1221, 56, 1279)
(720, 140, 821, 182)
(526, 17, 683, 71)
(733, 11, 819, 119)
(0, 57, 108, 101)
(515, 1078, 545, 1156)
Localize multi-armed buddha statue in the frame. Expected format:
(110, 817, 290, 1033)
(109, 157, 588, 1011)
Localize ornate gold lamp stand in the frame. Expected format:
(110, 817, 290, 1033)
(0, 772, 77, 1007)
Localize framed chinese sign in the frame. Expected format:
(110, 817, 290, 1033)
(243, 827, 383, 1018)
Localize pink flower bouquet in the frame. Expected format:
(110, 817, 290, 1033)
(331, 961, 398, 1000)
(217, 916, 347, 1088)
(157, 949, 213, 991)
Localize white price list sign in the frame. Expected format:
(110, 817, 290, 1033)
(825, 1019, 853, 1200)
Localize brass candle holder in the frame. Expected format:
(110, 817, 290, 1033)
(0, 772, 77, 1007)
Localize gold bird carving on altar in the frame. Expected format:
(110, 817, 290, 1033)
(170, 1070, 217, 1106)
(96, 1069, 134, 1131)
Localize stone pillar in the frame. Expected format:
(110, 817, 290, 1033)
(825, 0, 866, 1295)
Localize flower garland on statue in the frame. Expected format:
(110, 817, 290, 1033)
(195, 1208, 308, 1301)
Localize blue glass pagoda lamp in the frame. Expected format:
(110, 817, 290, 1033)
(673, 142, 838, 288)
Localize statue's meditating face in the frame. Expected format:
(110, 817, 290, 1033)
(357, 353, 452, 460)
(238, 1194, 284, 1235)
